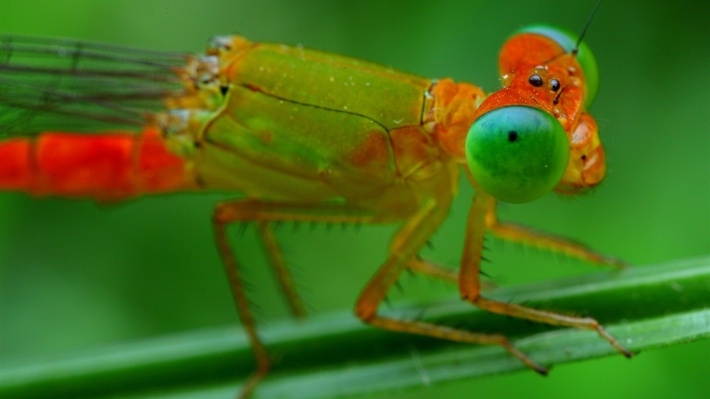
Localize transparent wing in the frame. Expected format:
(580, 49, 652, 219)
(0, 35, 188, 136)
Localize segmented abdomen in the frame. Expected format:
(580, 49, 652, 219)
(0, 128, 197, 201)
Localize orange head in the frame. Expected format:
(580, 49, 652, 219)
(465, 25, 605, 203)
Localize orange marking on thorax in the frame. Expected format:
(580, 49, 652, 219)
(430, 79, 486, 163)
(349, 130, 391, 172)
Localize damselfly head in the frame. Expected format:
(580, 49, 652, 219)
(465, 17, 605, 203)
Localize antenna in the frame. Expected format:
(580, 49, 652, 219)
(573, 0, 603, 56)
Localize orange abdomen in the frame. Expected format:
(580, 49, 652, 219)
(0, 127, 197, 201)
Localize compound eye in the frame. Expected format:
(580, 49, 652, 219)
(528, 74, 543, 87)
(466, 106, 570, 203)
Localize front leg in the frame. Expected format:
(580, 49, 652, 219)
(354, 198, 548, 374)
(485, 197, 627, 269)
(459, 191, 633, 359)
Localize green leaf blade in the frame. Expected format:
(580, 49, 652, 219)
(1, 256, 708, 399)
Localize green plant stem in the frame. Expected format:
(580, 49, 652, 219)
(1, 256, 708, 399)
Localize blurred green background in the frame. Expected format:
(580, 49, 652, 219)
(0, 0, 708, 398)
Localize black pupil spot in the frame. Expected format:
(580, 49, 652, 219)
(550, 79, 561, 92)
(529, 75, 543, 87)
(508, 131, 518, 142)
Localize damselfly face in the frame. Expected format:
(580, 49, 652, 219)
(465, 25, 605, 202)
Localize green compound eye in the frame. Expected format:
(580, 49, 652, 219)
(466, 106, 570, 204)
(516, 25, 599, 108)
